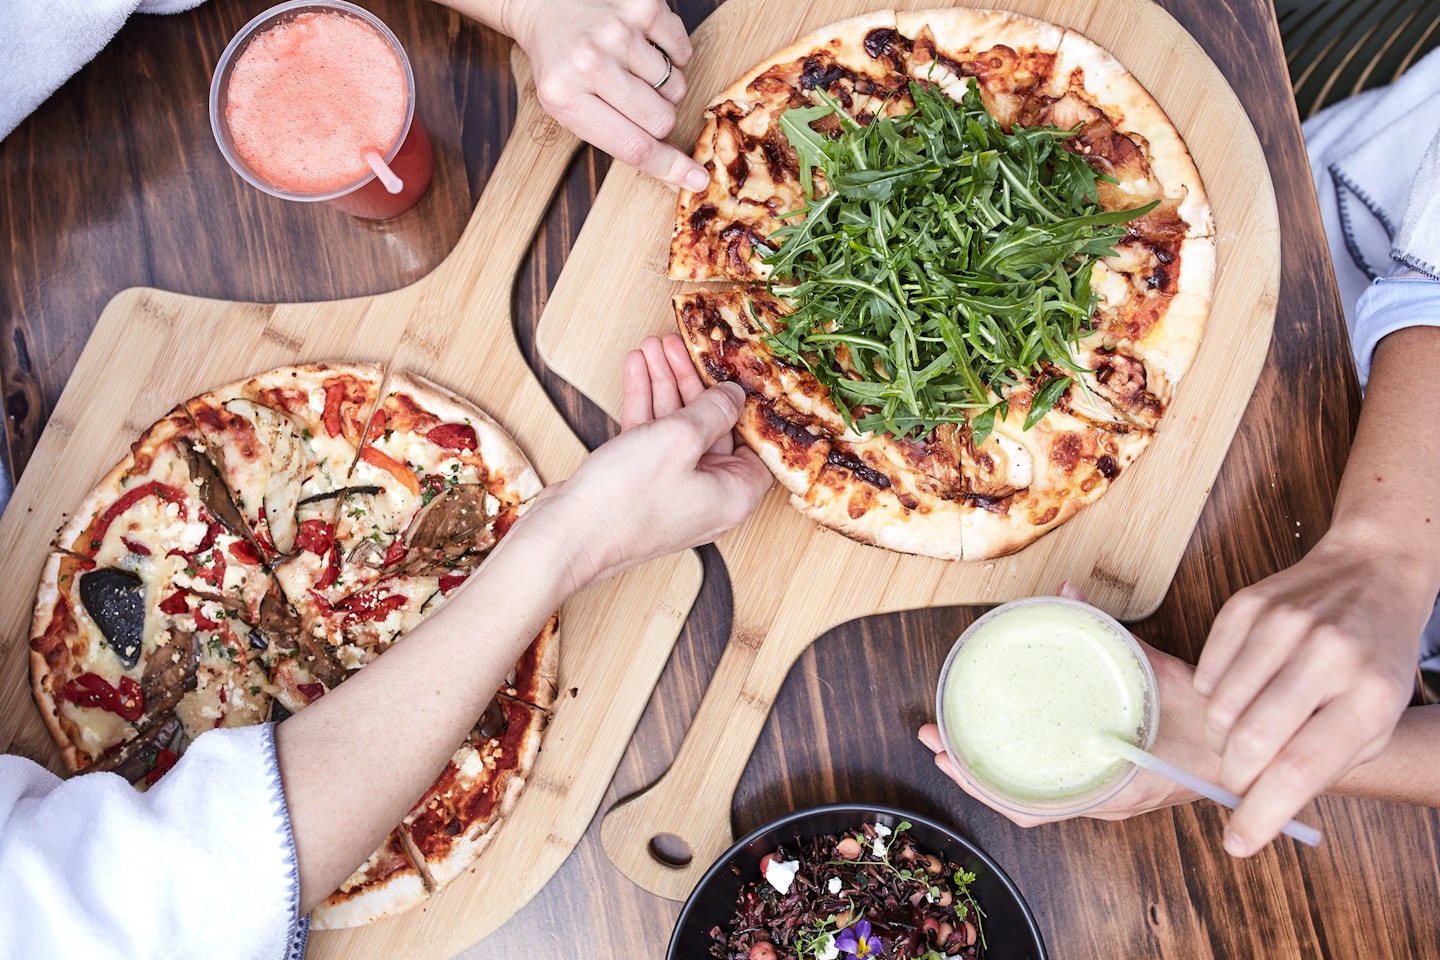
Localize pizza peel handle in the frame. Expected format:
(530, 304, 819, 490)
(601, 604, 820, 901)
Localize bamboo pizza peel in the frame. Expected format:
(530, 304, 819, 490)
(0, 52, 703, 958)
(535, 0, 1280, 900)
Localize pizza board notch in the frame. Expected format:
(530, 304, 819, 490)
(0, 46, 705, 958)
(537, 0, 1280, 900)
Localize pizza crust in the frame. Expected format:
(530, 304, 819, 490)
(1132, 235, 1216, 384)
(1044, 30, 1212, 238)
(401, 697, 548, 889)
(380, 370, 543, 503)
(29, 553, 90, 773)
(899, 7, 1063, 127)
(310, 829, 429, 929)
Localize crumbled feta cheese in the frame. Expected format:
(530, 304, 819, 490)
(827, 876, 842, 894)
(764, 858, 801, 895)
(872, 836, 888, 857)
(874, 824, 892, 838)
(816, 934, 839, 960)
(457, 747, 485, 780)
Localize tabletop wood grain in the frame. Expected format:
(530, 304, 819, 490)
(1, 2, 1437, 959)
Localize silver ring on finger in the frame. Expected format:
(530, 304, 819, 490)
(648, 40, 673, 90)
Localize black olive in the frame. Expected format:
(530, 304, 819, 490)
(79, 568, 146, 669)
(270, 701, 293, 723)
(248, 630, 269, 652)
(477, 697, 508, 739)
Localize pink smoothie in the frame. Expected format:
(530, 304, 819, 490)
(224, 10, 408, 194)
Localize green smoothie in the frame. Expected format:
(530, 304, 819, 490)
(940, 601, 1151, 805)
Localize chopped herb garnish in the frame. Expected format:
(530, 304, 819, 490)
(765, 79, 1155, 445)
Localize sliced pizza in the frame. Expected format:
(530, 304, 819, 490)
(310, 828, 429, 930)
(670, 11, 1213, 560)
(671, 10, 917, 282)
(286, 372, 542, 666)
(898, 8, 1064, 129)
(398, 695, 548, 890)
(184, 362, 385, 560)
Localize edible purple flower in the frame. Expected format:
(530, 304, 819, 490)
(835, 919, 882, 958)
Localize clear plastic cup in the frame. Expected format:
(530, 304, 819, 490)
(935, 596, 1160, 819)
(209, 0, 434, 219)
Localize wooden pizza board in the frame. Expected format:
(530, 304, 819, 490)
(536, 0, 1281, 900)
(0, 52, 703, 959)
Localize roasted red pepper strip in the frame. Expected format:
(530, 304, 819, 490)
(145, 748, 178, 786)
(426, 422, 478, 452)
(294, 519, 334, 555)
(366, 408, 389, 441)
(253, 507, 276, 554)
(382, 539, 408, 567)
(322, 381, 347, 438)
(439, 574, 467, 593)
(61, 673, 143, 722)
(158, 591, 189, 615)
(190, 539, 226, 590)
(228, 540, 263, 565)
(334, 590, 407, 623)
(195, 521, 223, 554)
(87, 481, 188, 556)
(120, 537, 151, 556)
(193, 606, 220, 631)
(315, 544, 342, 590)
(297, 682, 326, 703)
(360, 446, 420, 496)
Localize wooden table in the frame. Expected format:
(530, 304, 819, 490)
(2, 2, 1436, 959)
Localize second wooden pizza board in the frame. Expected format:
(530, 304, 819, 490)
(537, 0, 1280, 900)
(0, 53, 701, 959)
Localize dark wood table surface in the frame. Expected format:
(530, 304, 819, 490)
(3, 1, 1438, 958)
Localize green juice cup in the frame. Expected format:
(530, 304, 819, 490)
(935, 596, 1160, 818)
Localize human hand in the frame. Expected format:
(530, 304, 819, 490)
(504, 0, 709, 192)
(529, 334, 771, 591)
(918, 583, 1212, 826)
(1193, 532, 1424, 856)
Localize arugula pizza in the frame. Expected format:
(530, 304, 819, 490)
(671, 9, 1213, 560)
(29, 363, 557, 927)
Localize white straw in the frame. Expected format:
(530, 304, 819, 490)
(364, 149, 403, 194)
(1105, 737, 1323, 847)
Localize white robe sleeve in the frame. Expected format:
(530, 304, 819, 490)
(0, 0, 208, 141)
(0, 723, 303, 960)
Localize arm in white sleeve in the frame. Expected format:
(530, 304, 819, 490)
(0, 0, 205, 141)
(0, 723, 302, 960)
(1349, 127, 1440, 389)
(1351, 277, 1440, 388)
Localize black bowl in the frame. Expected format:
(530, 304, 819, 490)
(667, 803, 1047, 960)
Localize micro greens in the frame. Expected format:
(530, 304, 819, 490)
(765, 79, 1155, 445)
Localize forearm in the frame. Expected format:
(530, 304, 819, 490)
(275, 508, 579, 911)
(1328, 325, 1440, 606)
(1330, 705, 1440, 807)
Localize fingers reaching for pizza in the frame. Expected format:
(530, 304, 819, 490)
(1193, 533, 1423, 855)
(455, 0, 708, 192)
(539, 339, 771, 590)
(624, 334, 733, 456)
